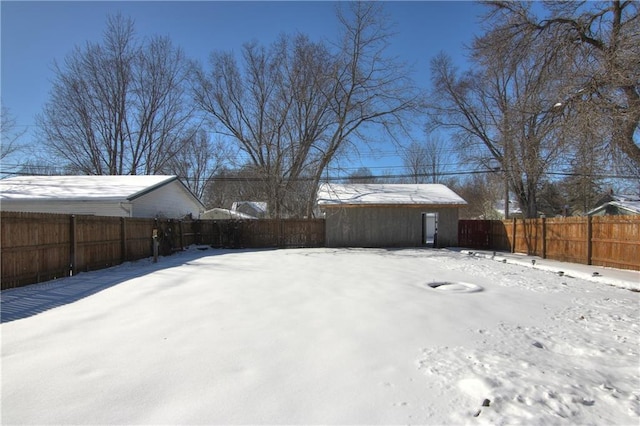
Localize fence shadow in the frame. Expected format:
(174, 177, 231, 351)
(0, 248, 230, 323)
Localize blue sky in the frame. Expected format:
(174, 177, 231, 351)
(1, 1, 485, 174)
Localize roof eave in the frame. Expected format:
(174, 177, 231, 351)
(127, 176, 178, 200)
(319, 202, 467, 208)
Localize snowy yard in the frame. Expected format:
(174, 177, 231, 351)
(1, 247, 639, 425)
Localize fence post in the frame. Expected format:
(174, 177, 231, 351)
(511, 218, 517, 253)
(541, 217, 547, 259)
(179, 220, 184, 250)
(586, 215, 593, 265)
(70, 214, 77, 276)
(279, 219, 285, 248)
(121, 217, 127, 262)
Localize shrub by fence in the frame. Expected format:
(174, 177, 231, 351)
(1, 212, 325, 290)
(459, 216, 640, 271)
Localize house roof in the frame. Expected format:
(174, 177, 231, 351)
(202, 208, 257, 219)
(317, 183, 467, 207)
(0, 175, 203, 206)
(494, 200, 523, 217)
(587, 200, 640, 216)
(231, 201, 267, 213)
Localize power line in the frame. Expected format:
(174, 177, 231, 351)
(2, 168, 637, 181)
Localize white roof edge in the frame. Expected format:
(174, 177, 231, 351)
(126, 175, 177, 200)
(587, 200, 640, 215)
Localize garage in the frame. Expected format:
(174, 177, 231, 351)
(317, 183, 467, 248)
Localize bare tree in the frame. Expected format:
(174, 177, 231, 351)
(1, 105, 26, 162)
(165, 129, 233, 200)
(402, 133, 448, 184)
(423, 134, 449, 184)
(193, 2, 419, 218)
(559, 109, 609, 214)
(38, 14, 193, 175)
(302, 2, 420, 216)
(402, 141, 429, 184)
(483, 1, 640, 169)
(429, 15, 571, 218)
(346, 167, 378, 183)
(193, 34, 331, 217)
(451, 172, 503, 219)
(204, 166, 270, 211)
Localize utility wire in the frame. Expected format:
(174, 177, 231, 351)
(1, 168, 637, 181)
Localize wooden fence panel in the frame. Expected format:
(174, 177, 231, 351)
(176, 221, 195, 248)
(1, 212, 70, 289)
(196, 220, 217, 246)
(243, 220, 279, 248)
(76, 215, 122, 272)
(203, 219, 325, 249)
(459, 219, 510, 251)
(207, 220, 242, 248)
(545, 217, 588, 264)
(501, 219, 516, 252)
(125, 218, 155, 261)
(591, 216, 640, 270)
(513, 219, 543, 256)
(458, 220, 491, 249)
(282, 219, 325, 248)
(491, 221, 510, 251)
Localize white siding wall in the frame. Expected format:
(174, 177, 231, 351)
(131, 181, 202, 218)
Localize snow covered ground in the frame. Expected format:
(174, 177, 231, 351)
(2, 247, 639, 425)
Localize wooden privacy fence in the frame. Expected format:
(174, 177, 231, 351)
(1, 212, 325, 290)
(198, 219, 325, 249)
(459, 216, 640, 271)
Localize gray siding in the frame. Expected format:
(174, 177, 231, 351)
(323, 205, 460, 248)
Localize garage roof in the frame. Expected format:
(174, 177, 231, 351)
(317, 183, 467, 207)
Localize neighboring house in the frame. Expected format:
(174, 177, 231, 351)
(587, 194, 640, 216)
(231, 201, 267, 219)
(201, 208, 257, 220)
(317, 183, 467, 248)
(493, 200, 523, 219)
(0, 175, 205, 218)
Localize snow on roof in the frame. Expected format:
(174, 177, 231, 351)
(231, 201, 268, 213)
(0, 175, 179, 201)
(317, 183, 467, 206)
(611, 194, 640, 203)
(621, 200, 640, 213)
(494, 200, 523, 216)
(588, 200, 640, 215)
(202, 208, 257, 220)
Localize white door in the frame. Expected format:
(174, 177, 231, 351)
(423, 212, 438, 246)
